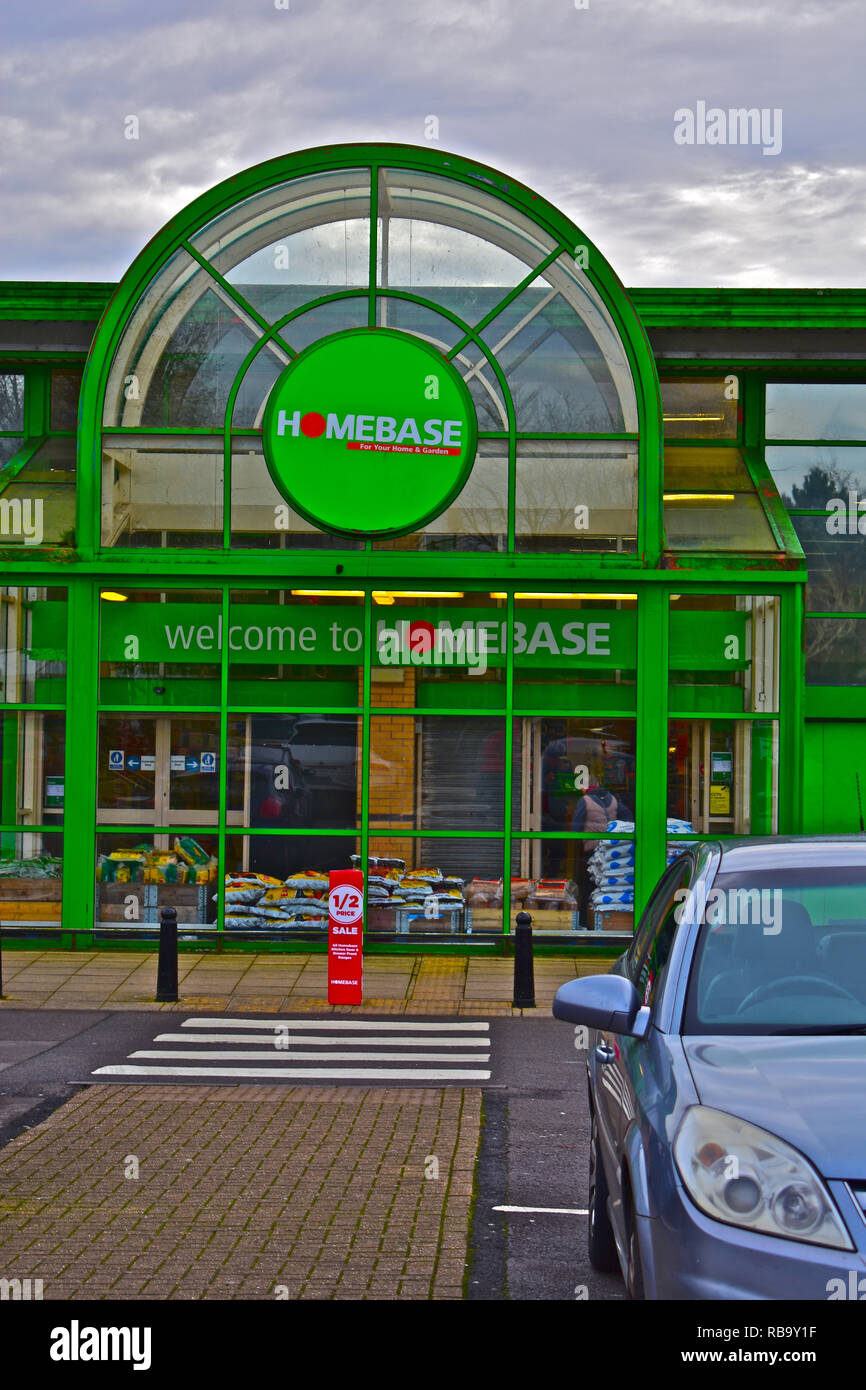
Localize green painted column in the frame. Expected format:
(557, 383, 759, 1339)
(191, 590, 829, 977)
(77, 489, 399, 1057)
(61, 579, 99, 941)
(635, 585, 668, 921)
(779, 581, 805, 834)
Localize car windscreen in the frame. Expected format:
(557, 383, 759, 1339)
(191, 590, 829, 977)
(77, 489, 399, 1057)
(682, 866, 866, 1035)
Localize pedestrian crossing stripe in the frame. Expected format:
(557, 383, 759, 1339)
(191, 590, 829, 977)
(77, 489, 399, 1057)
(182, 1018, 490, 1031)
(129, 1050, 489, 1063)
(91, 1016, 492, 1085)
(149, 1033, 490, 1047)
(93, 1066, 491, 1081)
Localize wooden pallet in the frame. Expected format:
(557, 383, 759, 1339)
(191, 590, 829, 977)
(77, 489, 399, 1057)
(0, 902, 62, 920)
(0, 879, 62, 900)
(593, 909, 634, 932)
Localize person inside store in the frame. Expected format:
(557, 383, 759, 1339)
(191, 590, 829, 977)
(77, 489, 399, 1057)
(571, 783, 632, 928)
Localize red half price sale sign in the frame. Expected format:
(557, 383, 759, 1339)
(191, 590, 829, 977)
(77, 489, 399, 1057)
(327, 869, 364, 1005)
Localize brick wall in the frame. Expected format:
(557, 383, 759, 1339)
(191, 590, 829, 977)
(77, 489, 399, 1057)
(357, 665, 418, 869)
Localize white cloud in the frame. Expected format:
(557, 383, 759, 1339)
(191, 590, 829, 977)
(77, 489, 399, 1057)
(0, 0, 864, 285)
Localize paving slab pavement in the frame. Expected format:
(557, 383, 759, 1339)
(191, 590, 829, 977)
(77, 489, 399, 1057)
(0, 1083, 481, 1300)
(0, 950, 617, 1015)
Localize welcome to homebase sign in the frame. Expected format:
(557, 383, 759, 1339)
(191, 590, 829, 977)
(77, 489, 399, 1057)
(97, 605, 749, 672)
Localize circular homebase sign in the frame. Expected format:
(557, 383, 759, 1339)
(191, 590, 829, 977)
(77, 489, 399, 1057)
(262, 327, 478, 537)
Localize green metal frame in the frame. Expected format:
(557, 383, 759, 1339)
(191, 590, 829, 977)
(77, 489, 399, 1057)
(0, 144, 816, 950)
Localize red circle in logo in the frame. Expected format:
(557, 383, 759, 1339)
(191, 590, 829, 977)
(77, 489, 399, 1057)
(300, 411, 327, 438)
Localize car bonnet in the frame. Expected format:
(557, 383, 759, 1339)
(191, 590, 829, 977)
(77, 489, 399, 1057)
(683, 1034, 866, 1180)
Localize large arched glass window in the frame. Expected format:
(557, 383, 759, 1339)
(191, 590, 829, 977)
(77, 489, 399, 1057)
(86, 148, 654, 554)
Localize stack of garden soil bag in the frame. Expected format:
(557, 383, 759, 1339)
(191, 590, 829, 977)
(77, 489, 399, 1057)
(587, 818, 696, 915)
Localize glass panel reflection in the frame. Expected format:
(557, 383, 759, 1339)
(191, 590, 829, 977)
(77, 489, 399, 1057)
(804, 618, 866, 686)
(367, 836, 503, 936)
(516, 440, 638, 552)
(227, 713, 361, 829)
(0, 438, 76, 546)
(765, 446, 866, 506)
(225, 225, 369, 321)
(790, 516, 866, 612)
(669, 595, 780, 714)
(0, 710, 65, 826)
(661, 377, 738, 439)
(0, 436, 23, 467)
(0, 829, 62, 924)
(227, 589, 362, 706)
(512, 594, 637, 703)
(191, 169, 370, 287)
(230, 440, 363, 548)
(99, 589, 221, 706)
(102, 436, 223, 547)
(372, 439, 507, 553)
(50, 369, 82, 430)
(516, 716, 637, 836)
(664, 494, 778, 552)
(766, 383, 866, 441)
(0, 374, 25, 432)
(664, 445, 751, 492)
(667, 718, 778, 835)
(377, 167, 554, 326)
(481, 278, 628, 432)
(223, 833, 355, 932)
(1, 587, 66, 704)
(96, 714, 241, 822)
(95, 831, 218, 931)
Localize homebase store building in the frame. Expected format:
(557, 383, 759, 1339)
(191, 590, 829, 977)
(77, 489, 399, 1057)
(1, 144, 864, 949)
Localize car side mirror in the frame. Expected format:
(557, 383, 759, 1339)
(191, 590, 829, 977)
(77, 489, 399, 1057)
(553, 975, 650, 1039)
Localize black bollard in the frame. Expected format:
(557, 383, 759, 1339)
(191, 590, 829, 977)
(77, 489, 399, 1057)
(156, 905, 178, 1002)
(512, 910, 535, 1009)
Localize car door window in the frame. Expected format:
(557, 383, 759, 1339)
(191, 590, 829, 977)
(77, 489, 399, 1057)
(626, 857, 684, 979)
(628, 855, 693, 1009)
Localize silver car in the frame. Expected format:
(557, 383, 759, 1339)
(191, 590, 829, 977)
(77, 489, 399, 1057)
(553, 836, 866, 1299)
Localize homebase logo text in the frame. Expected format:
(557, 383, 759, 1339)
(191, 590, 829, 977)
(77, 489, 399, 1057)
(376, 617, 612, 679)
(49, 1321, 151, 1371)
(277, 409, 464, 454)
(674, 884, 783, 934)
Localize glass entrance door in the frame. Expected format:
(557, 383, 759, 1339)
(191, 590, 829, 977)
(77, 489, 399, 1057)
(97, 714, 240, 834)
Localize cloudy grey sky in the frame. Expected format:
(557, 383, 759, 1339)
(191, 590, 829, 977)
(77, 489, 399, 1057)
(1, 0, 864, 288)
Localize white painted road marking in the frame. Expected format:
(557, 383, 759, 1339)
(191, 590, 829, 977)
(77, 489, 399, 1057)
(93, 1065, 491, 1081)
(130, 1049, 490, 1063)
(181, 1017, 490, 1031)
(91, 1016, 493, 1085)
(151, 1032, 490, 1047)
(493, 1206, 588, 1215)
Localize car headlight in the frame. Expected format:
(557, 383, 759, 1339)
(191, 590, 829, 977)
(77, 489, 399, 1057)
(673, 1106, 854, 1251)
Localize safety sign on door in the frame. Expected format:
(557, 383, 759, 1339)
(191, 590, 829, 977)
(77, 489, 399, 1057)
(200, 752, 216, 773)
(327, 869, 364, 1005)
(109, 750, 124, 770)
